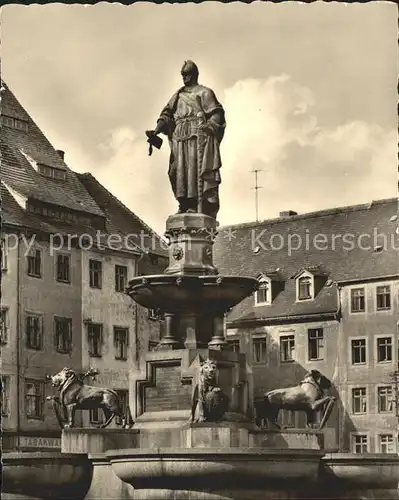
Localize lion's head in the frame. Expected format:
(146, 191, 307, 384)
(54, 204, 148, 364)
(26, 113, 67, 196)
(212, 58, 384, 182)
(49, 367, 78, 389)
(200, 359, 218, 383)
(305, 369, 332, 391)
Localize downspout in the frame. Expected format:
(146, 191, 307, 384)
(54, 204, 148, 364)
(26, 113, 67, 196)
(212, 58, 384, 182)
(134, 254, 142, 367)
(16, 233, 22, 451)
(336, 284, 345, 452)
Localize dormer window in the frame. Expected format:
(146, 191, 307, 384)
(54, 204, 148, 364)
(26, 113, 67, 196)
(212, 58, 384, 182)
(19, 150, 66, 181)
(1, 114, 29, 132)
(37, 164, 66, 181)
(255, 275, 271, 306)
(298, 276, 313, 300)
(293, 267, 328, 302)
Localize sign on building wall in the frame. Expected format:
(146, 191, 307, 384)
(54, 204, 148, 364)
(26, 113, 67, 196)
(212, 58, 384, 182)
(19, 436, 61, 449)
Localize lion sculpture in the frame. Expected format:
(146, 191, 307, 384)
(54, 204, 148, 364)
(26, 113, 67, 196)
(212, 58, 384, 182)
(46, 367, 131, 429)
(254, 369, 335, 430)
(191, 359, 229, 423)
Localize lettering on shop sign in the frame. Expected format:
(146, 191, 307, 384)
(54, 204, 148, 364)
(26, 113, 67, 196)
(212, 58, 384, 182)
(19, 436, 61, 449)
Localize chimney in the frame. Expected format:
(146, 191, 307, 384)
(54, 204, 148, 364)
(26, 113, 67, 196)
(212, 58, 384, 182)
(279, 210, 298, 217)
(56, 149, 65, 160)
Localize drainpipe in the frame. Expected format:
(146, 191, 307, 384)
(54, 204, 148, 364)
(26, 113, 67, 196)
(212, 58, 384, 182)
(134, 256, 141, 367)
(16, 233, 23, 451)
(336, 285, 346, 452)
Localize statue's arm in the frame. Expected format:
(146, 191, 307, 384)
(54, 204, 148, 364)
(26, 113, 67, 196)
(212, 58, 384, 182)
(153, 91, 180, 136)
(200, 88, 226, 141)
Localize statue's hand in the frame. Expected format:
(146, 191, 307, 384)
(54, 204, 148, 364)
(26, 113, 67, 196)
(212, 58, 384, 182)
(198, 122, 213, 135)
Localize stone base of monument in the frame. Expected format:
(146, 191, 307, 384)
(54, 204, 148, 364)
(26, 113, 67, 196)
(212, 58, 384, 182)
(129, 348, 249, 429)
(164, 213, 219, 276)
(61, 428, 140, 454)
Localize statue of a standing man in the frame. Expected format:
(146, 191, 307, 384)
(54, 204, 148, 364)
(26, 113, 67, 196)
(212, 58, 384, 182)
(146, 61, 226, 220)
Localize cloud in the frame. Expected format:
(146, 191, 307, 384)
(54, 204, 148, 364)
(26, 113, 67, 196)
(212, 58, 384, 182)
(94, 127, 175, 235)
(218, 75, 397, 224)
(91, 75, 396, 233)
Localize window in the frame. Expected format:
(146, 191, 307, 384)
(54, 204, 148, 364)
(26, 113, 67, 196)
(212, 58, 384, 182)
(376, 286, 391, 310)
(115, 389, 129, 425)
(308, 328, 324, 360)
(298, 276, 312, 300)
(114, 327, 129, 361)
(1, 376, 10, 417)
(352, 434, 368, 454)
(27, 249, 41, 278)
(377, 386, 393, 413)
(0, 308, 9, 344)
(89, 408, 104, 425)
(351, 339, 366, 365)
(227, 338, 240, 353)
(1, 114, 29, 131)
(26, 314, 43, 350)
(352, 388, 367, 414)
(379, 435, 395, 453)
(89, 260, 102, 289)
(255, 278, 271, 305)
(54, 317, 72, 353)
(280, 335, 295, 362)
(253, 337, 267, 363)
(37, 164, 66, 181)
(1, 239, 8, 272)
(351, 288, 365, 313)
(56, 254, 70, 283)
(88, 323, 103, 357)
(377, 337, 392, 363)
(25, 379, 44, 419)
(115, 265, 128, 293)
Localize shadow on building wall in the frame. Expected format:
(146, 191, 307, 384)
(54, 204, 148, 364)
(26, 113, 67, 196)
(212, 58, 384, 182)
(248, 334, 357, 452)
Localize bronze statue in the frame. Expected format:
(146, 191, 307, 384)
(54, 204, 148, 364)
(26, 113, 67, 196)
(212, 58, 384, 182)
(146, 60, 226, 219)
(191, 359, 229, 423)
(254, 369, 336, 431)
(46, 367, 132, 429)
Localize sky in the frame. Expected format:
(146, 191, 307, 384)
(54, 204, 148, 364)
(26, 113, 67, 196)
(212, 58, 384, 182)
(1, 2, 397, 235)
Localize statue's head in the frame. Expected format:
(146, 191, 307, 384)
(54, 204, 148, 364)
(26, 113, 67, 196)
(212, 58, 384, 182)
(181, 60, 199, 87)
(49, 367, 77, 389)
(200, 359, 218, 382)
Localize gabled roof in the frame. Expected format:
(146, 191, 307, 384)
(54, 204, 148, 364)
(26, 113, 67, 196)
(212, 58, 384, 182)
(0, 81, 167, 260)
(290, 266, 328, 279)
(0, 81, 104, 218)
(76, 173, 168, 258)
(257, 269, 283, 281)
(214, 198, 398, 324)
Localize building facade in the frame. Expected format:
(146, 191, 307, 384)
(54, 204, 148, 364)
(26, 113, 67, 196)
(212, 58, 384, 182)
(214, 199, 399, 452)
(0, 82, 167, 450)
(337, 278, 399, 453)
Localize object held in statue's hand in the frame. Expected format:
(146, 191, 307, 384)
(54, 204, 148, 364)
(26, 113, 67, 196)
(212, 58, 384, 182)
(146, 130, 163, 156)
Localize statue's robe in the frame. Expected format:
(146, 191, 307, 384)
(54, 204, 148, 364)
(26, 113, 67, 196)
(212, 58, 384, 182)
(156, 84, 226, 219)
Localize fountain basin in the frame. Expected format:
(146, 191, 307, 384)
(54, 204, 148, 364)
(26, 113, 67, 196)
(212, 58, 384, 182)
(1, 452, 92, 500)
(321, 453, 399, 489)
(126, 275, 258, 313)
(106, 447, 323, 490)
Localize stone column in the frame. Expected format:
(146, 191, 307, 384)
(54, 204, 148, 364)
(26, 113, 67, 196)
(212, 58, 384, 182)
(156, 313, 180, 350)
(208, 314, 228, 350)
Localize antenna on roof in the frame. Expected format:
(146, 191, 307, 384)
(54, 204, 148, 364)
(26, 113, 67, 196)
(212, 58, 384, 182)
(251, 168, 263, 222)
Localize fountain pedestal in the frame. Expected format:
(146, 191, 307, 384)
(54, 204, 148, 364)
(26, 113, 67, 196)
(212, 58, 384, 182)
(130, 347, 248, 430)
(164, 213, 218, 276)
